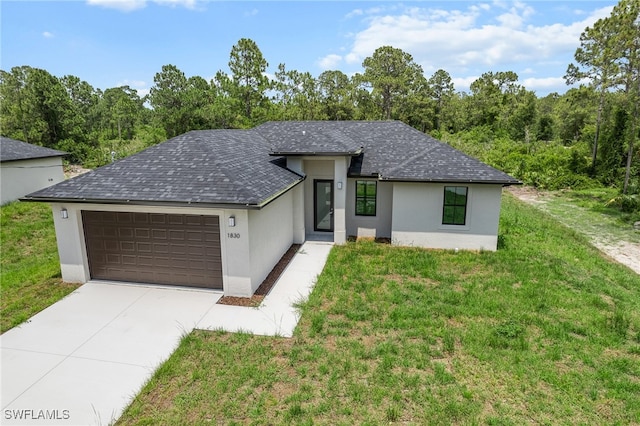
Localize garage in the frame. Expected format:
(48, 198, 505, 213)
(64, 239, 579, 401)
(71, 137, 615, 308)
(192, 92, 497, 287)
(82, 211, 223, 289)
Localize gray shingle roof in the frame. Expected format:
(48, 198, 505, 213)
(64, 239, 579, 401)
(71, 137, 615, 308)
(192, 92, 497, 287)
(24, 121, 519, 207)
(258, 121, 363, 155)
(0, 137, 66, 162)
(258, 121, 520, 184)
(24, 130, 303, 207)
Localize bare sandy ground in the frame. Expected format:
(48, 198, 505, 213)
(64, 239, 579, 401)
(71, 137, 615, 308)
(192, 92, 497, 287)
(64, 165, 91, 179)
(507, 186, 640, 275)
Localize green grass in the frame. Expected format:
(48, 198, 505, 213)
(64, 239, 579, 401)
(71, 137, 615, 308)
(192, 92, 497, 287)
(117, 195, 640, 425)
(0, 202, 79, 332)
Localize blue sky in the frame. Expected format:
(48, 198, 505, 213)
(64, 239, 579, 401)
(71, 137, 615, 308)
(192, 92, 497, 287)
(1, 1, 616, 97)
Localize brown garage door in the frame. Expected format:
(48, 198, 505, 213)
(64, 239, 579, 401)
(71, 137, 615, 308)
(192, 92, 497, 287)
(82, 211, 223, 289)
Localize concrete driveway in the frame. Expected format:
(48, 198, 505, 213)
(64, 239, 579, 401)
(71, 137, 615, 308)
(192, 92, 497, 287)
(1, 241, 332, 425)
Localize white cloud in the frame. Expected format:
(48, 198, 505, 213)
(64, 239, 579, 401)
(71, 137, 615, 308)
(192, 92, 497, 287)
(86, 0, 198, 12)
(452, 76, 478, 93)
(154, 0, 197, 8)
(244, 8, 258, 17)
(318, 54, 343, 70)
(453, 75, 571, 95)
(86, 0, 147, 12)
(42, 31, 54, 38)
(496, 2, 534, 30)
(332, 2, 614, 94)
(345, 8, 363, 19)
(116, 79, 149, 97)
(345, 52, 360, 65)
(522, 76, 568, 93)
(117, 79, 146, 88)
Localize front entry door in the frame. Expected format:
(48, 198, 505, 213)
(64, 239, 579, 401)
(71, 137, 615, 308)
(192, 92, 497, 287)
(314, 180, 334, 232)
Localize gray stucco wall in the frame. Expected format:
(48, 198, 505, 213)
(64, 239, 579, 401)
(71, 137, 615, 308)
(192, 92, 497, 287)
(247, 191, 294, 295)
(391, 183, 503, 251)
(1, 157, 64, 205)
(345, 179, 393, 239)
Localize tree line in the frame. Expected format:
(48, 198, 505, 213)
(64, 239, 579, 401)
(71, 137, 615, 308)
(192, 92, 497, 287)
(1, 0, 638, 199)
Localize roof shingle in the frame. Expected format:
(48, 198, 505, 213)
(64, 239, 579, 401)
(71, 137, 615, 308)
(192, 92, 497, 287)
(25, 130, 303, 207)
(0, 137, 66, 162)
(258, 121, 520, 184)
(24, 121, 519, 207)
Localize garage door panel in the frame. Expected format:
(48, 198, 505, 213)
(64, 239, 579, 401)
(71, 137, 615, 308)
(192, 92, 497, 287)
(169, 245, 187, 256)
(87, 240, 104, 251)
(85, 226, 103, 238)
(170, 258, 188, 268)
(187, 245, 207, 255)
(133, 213, 148, 223)
(185, 216, 203, 225)
(136, 256, 153, 267)
(152, 229, 167, 239)
(118, 228, 133, 238)
(136, 242, 152, 253)
(204, 232, 220, 242)
(99, 212, 118, 223)
(120, 241, 135, 251)
(83, 211, 223, 289)
(153, 244, 169, 254)
(186, 231, 203, 242)
(116, 213, 133, 224)
(135, 228, 151, 239)
(168, 230, 185, 240)
(137, 271, 155, 282)
(168, 215, 184, 225)
(204, 247, 221, 256)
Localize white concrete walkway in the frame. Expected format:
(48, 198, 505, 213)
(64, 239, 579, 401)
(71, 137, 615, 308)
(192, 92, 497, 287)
(0, 241, 332, 426)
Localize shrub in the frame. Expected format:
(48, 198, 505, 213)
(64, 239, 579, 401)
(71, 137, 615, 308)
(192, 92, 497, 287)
(605, 194, 639, 213)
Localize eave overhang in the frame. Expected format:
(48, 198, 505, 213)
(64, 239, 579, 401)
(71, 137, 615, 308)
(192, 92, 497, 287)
(21, 177, 306, 210)
(269, 148, 363, 157)
(376, 176, 523, 186)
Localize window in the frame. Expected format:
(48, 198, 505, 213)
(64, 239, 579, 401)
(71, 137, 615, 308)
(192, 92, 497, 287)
(355, 181, 377, 216)
(442, 186, 468, 225)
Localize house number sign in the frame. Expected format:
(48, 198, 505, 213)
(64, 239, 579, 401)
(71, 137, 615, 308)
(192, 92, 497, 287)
(227, 233, 241, 239)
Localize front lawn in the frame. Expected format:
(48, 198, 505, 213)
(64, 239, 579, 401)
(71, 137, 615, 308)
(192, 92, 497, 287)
(117, 195, 640, 425)
(0, 202, 79, 332)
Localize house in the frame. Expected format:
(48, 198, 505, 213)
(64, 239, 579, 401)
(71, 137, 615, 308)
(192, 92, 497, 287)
(23, 121, 520, 297)
(1, 137, 66, 205)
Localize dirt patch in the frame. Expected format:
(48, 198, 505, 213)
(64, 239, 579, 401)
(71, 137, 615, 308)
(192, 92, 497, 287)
(64, 165, 92, 179)
(507, 185, 547, 205)
(594, 241, 640, 275)
(217, 244, 301, 307)
(507, 186, 640, 275)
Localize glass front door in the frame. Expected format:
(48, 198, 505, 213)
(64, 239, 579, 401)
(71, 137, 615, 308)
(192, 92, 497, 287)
(314, 180, 334, 232)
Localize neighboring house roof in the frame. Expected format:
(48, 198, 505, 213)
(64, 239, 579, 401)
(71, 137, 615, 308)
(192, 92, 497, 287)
(0, 137, 66, 163)
(24, 121, 519, 207)
(258, 121, 520, 184)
